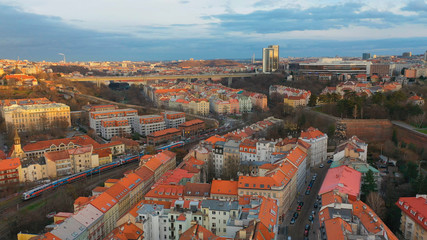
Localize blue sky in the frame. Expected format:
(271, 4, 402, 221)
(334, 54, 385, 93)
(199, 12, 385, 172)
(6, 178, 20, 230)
(0, 0, 426, 61)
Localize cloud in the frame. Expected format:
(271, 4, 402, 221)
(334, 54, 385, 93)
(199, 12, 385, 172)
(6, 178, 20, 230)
(212, 2, 426, 34)
(402, 0, 427, 12)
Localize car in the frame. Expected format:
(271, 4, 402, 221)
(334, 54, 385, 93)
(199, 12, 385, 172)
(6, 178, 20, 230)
(309, 215, 313, 221)
(290, 217, 296, 224)
(312, 210, 316, 216)
(304, 230, 309, 237)
(314, 202, 318, 208)
(293, 212, 299, 219)
(297, 205, 302, 211)
(307, 186, 311, 191)
(305, 190, 310, 195)
(288, 236, 292, 240)
(305, 224, 311, 231)
(319, 164, 324, 168)
(327, 159, 333, 164)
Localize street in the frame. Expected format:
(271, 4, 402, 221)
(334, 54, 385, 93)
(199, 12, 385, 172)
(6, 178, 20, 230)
(279, 162, 330, 240)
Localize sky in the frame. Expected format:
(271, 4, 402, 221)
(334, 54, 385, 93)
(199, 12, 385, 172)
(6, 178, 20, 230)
(0, 0, 426, 61)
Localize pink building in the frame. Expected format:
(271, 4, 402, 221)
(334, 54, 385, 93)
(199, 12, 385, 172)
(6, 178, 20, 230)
(319, 165, 361, 201)
(229, 98, 240, 114)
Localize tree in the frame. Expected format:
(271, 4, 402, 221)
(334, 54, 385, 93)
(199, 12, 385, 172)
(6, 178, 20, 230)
(366, 192, 386, 219)
(361, 170, 377, 196)
(308, 94, 318, 107)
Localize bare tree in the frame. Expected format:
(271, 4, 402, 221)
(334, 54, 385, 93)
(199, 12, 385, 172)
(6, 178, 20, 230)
(366, 192, 386, 219)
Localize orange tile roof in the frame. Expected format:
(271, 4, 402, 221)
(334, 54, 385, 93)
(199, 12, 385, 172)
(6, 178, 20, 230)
(148, 128, 180, 137)
(204, 135, 226, 146)
(285, 146, 307, 168)
(238, 176, 280, 190)
(352, 200, 398, 240)
(90, 192, 117, 213)
(31, 232, 62, 240)
(92, 186, 108, 193)
(134, 166, 155, 180)
(104, 182, 129, 202)
(105, 179, 120, 184)
(179, 224, 223, 240)
(323, 217, 352, 240)
(321, 190, 343, 206)
(396, 195, 427, 231)
(300, 127, 326, 140)
(0, 158, 21, 171)
(119, 173, 142, 191)
(93, 148, 112, 158)
(23, 135, 99, 152)
(44, 150, 70, 162)
(259, 163, 276, 171)
(144, 157, 162, 172)
(258, 197, 279, 229)
(211, 180, 238, 196)
(0, 150, 6, 159)
(179, 119, 205, 127)
(106, 222, 143, 240)
(253, 220, 276, 240)
(145, 184, 184, 200)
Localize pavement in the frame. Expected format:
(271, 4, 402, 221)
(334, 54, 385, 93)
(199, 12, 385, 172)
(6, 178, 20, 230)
(279, 162, 330, 240)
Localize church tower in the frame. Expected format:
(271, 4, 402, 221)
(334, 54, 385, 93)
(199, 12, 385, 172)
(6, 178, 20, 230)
(10, 129, 26, 160)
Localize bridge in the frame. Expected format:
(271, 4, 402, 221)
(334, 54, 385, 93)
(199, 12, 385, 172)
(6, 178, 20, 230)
(65, 73, 257, 84)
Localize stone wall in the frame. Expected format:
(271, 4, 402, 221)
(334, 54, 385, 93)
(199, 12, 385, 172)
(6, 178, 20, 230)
(336, 119, 393, 143)
(394, 124, 427, 150)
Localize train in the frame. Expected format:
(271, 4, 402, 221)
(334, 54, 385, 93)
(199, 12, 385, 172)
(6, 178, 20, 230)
(21, 154, 140, 200)
(155, 141, 185, 152)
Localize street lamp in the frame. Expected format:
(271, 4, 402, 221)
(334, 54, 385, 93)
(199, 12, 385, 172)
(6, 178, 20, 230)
(58, 53, 66, 63)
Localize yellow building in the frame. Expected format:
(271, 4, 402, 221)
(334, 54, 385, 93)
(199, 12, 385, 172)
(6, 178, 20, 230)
(19, 160, 48, 182)
(189, 99, 209, 116)
(94, 148, 112, 166)
(0, 98, 71, 132)
(283, 96, 308, 108)
(396, 195, 427, 240)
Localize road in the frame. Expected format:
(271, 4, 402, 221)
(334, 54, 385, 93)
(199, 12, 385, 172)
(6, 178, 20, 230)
(0, 161, 139, 240)
(280, 163, 330, 240)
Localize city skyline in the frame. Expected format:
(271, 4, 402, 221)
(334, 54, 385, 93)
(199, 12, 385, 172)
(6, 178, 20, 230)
(0, 0, 426, 61)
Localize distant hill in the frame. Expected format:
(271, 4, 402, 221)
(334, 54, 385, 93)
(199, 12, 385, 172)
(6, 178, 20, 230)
(170, 59, 244, 68)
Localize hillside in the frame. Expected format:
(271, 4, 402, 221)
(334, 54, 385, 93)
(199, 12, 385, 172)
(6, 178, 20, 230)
(170, 59, 244, 68)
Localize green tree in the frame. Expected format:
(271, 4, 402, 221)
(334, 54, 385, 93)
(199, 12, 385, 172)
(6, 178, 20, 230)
(361, 170, 377, 196)
(308, 94, 318, 107)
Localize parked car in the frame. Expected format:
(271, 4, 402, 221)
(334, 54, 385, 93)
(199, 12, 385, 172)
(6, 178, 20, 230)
(327, 159, 333, 164)
(290, 217, 296, 224)
(305, 190, 310, 195)
(314, 202, 318, 208)
(312, 210, 316, 216)
(297, 205, 302, 211)
(319, 164, 324, 168)
(309, 215, 313, 222)
(305, 224, 311, 230)
(293, 212, 299, 219)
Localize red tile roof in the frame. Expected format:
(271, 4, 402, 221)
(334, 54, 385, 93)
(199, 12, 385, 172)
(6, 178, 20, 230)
(0, 158, 21, 171)
(319, 166, 361, 198)
(179, 119, 205, 127)
(90, 192, 117, 213)
(179, 224, 223, 240)
(23, 135, 99, 152)
(148, 128, 180, 137)
(211, 180, 238, 196)
(396, 195, 427, 231)
(145, 184, 184, 200)
(104, 182, 129, 202)
(105, 222, 143, 240)
(300, 127, 326, 140)
(323, 217, 352, 240)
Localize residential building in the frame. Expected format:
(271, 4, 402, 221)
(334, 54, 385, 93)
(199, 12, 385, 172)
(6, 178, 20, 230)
(178, 119, 205, 138)
(142, 150, 177, 182)
(49, 217, 88, 240)
(236, 95, 252, 113)
(300, 127, 328, 166)
(179, 223, 223, 240)
(147, 128, 181, 145)
(105, 222, 143, 240)
(89, 108, 138, 134)
(144, 184, 185, 202)
(408, 95, 425, 106)
(333, 136, 368, 162)
(319, 166, 362, 201)
(89, 192, 119, 236)
(0, 158, 21, 184)
(0, 98, 71, 132)
(19, 159, 48, 182)
(212, 141, 225, 177)
(188, 99, 209, 116)
(201, 199, 239, 236)
(210, 180, 238, 201)
(100, 118, 132, 139)
(183, 183, 211, 201)
(72, 204, 103, 240)
(163, 111, 186, 129)
(136, 115, 166, 136)
(396, 195, 427, 240)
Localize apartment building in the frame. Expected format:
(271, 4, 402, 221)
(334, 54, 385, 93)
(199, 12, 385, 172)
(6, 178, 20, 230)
(396, 195, 427, 240)
(89, 108, 138, 134)
(163, 111, 186, 129)
(210, 180, 238, 201)
(300, 127, 328, 166)
(201, 199, 239, 236)
(178, 119, 205, 138)
(188, 98, 209, 116)
(147, 128, 181, 146)
(0, 98, 71, 132)
(100, 118, 132, 139)
(136, 115, 166, 136)
(0, 158, 21, 184)
(212, 141, 225, 177)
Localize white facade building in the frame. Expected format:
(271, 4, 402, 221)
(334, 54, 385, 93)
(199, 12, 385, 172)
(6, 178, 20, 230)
(299, 127, 328, 167)
(135, 115, 166, 136)
(89, 108, 138, 134)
